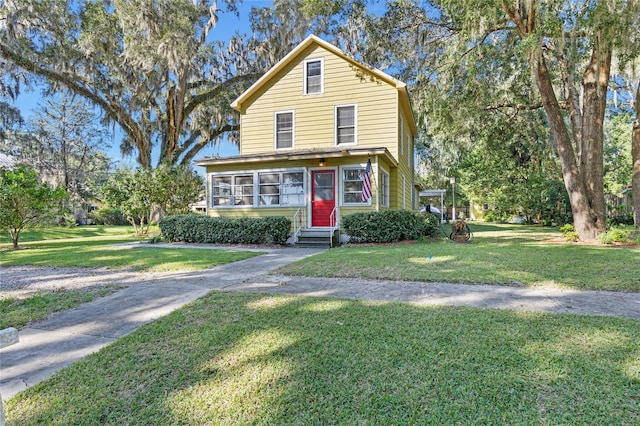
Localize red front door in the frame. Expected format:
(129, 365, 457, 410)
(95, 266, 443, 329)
(311, 170, 335, 227)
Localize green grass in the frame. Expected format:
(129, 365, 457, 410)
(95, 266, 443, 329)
(277, 223, 640, 292)
(0, 225, 135, 245)
(6, 292, 639, 425)
(1, 231, 262, 271)
(0, 287, 122, 330)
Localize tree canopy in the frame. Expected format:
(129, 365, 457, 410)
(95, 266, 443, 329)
(0, 164, 67, 248)
(1, 0, 260, 168)
(339, 0, 640, 239)
(101, 165, 203, 235)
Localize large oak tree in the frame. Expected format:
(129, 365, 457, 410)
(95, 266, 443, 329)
(0, 0, 261, 169)
(353, 0, 639, 240)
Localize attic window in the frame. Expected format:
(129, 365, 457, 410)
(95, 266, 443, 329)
(304, 58, 323, 95)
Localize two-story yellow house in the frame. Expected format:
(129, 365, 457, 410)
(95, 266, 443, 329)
(196, 35, 418, 245)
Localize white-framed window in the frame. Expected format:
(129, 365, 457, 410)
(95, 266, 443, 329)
(402, 175, 406, 209)
(211, 169, 305, 208)
(212, 174, 254, 207)
(341, 165, 369, 205)
(380, 168, 389, 207)
(400, 117, 404, 156)
(275, 111, 294, 150)
(258, 171, 305, 206)
(335, 104, 357, 146)
(407, 134, 411, 167)
(303, 58, 324, 95)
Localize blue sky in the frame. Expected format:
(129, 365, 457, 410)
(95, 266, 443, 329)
(15, 0, 274, 169)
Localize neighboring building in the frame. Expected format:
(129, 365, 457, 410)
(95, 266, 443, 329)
(196, 35, 418, 244)
(0, 152, 18, 169)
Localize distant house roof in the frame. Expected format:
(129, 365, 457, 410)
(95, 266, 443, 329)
(0, 153, 17, 169)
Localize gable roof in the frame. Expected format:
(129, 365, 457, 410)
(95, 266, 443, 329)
(231, 34, 417, 135)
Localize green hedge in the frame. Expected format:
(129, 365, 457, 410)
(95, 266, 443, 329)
(159, 214, 291, 245)
(342, 210, 440, 243)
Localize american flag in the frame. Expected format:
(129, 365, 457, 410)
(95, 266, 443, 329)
(362, 157, 372, 202)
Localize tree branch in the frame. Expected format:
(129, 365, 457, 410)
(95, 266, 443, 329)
(485, 102, 543, 111)
(182, 72, 262, 118)
(0, 42, 147, 162)
(179, 122, 238, 166)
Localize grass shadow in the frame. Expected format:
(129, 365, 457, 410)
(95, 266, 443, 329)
(7, 292, 639, 424)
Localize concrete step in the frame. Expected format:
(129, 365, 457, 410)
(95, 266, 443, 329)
(295, 229, 335, 248)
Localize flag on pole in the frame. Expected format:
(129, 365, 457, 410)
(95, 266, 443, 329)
(362, 157, 372, 202)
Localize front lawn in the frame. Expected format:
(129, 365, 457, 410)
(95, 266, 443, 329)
(0, 225, 134, 245)
(0, 230, 262, 271)
(0, 287, 122, 330)
(1, 226, 263, 329)
(277, 223, 640, 292)
(6, 292, 639, 425)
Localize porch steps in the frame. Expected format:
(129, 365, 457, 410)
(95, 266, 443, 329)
(295, 229, 336, 249)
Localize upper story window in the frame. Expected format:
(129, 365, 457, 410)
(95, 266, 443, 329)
(335, 104, 357, 146)
(275, 111, 294, 150)
(304, 58, 324, 95)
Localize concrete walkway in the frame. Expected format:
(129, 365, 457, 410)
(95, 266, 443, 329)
(1, 246, 639, 401)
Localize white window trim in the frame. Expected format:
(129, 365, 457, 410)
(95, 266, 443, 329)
(210, 172, 255, 208)
(303, 57, 324, 95)
(339, 163, 371, 206)
(400, 116, 404, 156)
(258, 169, 306, 207)
(274, 110, 295, 151)
(334, 104, 358, 147)
(380, 167, 390, 208)
(407, 134, 411, 167)
(402, 175, 406, 209)
(209, 168, 306, 209)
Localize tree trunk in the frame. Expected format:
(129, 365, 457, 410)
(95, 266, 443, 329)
(580, 46, 610, 235)
(532, 53, 599, 240)
(633, 82, 640, 228)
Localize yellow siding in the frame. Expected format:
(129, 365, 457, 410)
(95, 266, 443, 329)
(391, 109, 413, 210)
(239, 45, 399, 156)
(207, 207, 300, 220)
(213, 37, 419, 219)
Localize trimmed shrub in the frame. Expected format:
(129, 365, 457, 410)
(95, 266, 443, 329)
(264, 216, 291, 245)
(159, 214, 291, 245)
(559, 223, 579, 242)
(598, 227, 630, 245)
(421, 212, 441, 238)
(342, 210, 437, 243)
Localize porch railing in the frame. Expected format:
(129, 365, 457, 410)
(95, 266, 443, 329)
(329, 206, 339, 248)
(292, 208, 306, 244)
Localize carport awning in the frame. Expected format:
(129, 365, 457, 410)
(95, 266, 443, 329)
(419, 189, 446, 197)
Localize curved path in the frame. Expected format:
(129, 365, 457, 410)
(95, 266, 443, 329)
(1, 246, 639, 401)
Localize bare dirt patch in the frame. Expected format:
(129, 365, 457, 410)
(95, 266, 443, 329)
(1, 266, 148, 300)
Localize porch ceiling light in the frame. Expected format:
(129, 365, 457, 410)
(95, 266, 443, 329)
(318, 158, 326, 167)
